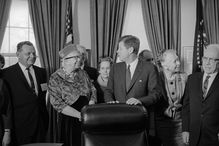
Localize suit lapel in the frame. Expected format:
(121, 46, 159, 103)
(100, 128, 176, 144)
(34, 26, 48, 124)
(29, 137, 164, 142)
(198, 73, 204, 100)
(16, 63, 39, 95)
(33, 66, 39, 92)
(204, 72, 219, 100)
(15, 63, 31, 89)
(127, 61, 142, 92)
(159, 71, 169, 101)
(121, 63, 127, 93)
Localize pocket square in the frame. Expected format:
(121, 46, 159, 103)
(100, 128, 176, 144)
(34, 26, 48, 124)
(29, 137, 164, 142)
(139, 80, 142, 82)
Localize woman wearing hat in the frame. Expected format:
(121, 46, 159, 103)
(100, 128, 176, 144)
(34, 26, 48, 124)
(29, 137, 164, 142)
(48, 44, 96, 146)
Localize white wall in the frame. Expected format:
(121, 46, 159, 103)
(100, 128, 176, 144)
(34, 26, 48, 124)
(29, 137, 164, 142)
(181, 0, 196, 74)
(77, 0, 91, 49)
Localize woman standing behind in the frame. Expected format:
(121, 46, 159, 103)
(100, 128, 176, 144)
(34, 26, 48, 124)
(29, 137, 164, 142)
(48, 44, 96, 146)
(155, 50, 187, 146)
(95, 57, 113, 103)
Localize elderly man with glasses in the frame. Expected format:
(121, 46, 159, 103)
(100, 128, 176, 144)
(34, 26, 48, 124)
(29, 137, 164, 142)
(182, 44, 219, 146)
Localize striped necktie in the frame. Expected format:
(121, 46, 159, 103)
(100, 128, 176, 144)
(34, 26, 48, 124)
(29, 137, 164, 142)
(26, 67, 35, 93)
(203, 75, 210, 98)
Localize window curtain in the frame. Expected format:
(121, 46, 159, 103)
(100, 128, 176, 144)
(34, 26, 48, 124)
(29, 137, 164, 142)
(28, 0, 70, 143)
(0, 0, 12, 48)
(202, 0, 219, 43)
(141, 0, 181, 64)
(72, 0, 80, 44)
(90, 0, 128, 67)
(28, 0, 69, 77)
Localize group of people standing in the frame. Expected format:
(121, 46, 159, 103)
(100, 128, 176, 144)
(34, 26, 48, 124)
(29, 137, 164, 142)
(0, 35, 219, 146)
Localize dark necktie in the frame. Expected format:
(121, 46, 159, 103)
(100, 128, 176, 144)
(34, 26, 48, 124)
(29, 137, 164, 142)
(126, 65, 131, 92)
(26, 67, 35, 93)
(203, 75, 210, 98)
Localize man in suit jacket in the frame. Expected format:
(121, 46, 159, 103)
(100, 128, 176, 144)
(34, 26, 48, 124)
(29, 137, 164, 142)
(104, 35, 161, 138)
(0, 79, 12, 146)
(76, 44, 98, 81)
(182, 44, 219, 146)
(2, 41, 48, 145)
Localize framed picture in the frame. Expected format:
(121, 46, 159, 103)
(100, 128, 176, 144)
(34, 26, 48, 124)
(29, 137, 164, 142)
(181, 46, 193, 75)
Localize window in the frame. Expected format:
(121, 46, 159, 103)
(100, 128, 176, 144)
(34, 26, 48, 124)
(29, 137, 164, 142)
(0, 0, 40, 68)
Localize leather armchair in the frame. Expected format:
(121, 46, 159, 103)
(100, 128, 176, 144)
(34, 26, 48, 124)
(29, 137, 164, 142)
(81, 103, 148, 146)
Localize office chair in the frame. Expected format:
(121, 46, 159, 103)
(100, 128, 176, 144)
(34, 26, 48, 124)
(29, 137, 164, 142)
(81, 103, 148, 146)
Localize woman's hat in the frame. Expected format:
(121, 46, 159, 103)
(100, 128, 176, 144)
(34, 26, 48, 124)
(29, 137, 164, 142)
(59, 43, 78, 58)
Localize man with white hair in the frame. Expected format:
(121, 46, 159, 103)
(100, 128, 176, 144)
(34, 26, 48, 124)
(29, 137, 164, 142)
(182, 44, 219, 146)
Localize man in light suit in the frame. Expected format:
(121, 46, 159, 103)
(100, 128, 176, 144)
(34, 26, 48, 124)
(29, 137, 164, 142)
(104, 35, 161, 142)
(2, 41, 48, 145)
(182, 44, 219, 146)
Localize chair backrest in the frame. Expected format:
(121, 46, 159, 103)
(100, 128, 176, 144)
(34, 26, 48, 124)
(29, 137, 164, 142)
(20, 143, 63, 146)
(81, 103, 148, 146)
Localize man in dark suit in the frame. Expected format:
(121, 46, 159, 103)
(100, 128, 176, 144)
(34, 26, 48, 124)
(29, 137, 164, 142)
(105, 35, 161, 105)
(2, 41, 48, 145)
(104, 35, 161, 142)
(0, 79, 12, 146)
(182, 44, 219, 146)
(76, 44, 99, 81)
(138, 49, 155, 64)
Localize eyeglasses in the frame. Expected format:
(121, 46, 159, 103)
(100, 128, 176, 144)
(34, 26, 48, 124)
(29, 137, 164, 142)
(145, 58, 154, 62)
(24, 52, 37, 57)
(202, 56, 219, 63)
(64, 55, 81, 60)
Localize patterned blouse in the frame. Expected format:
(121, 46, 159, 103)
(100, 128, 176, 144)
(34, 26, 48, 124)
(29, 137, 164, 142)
(48, 68, 97, 112)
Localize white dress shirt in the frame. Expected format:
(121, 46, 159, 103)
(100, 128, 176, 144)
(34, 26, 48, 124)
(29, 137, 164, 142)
(18, 62, 38, 95)
(127, 58, 138, 79)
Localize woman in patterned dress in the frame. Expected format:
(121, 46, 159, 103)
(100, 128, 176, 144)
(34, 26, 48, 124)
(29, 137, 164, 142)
(48, 44, 96, 146)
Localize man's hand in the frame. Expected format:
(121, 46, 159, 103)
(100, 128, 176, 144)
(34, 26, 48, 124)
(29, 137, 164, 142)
(2, 131, 10, 146)
(126, 98, 142, 105)
(182, 131, 189, 145)
(107, 101, 119, 104)
(217, 133, 219, 142)
(88, 100, 95, 105)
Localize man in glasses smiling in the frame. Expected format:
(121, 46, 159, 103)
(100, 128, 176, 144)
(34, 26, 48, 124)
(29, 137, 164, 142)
(182, 44, 219, 146)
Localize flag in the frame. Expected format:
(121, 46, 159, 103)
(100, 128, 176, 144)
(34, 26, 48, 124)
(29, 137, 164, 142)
(192, 0, 208, 73)
(65, 0, 74, 44)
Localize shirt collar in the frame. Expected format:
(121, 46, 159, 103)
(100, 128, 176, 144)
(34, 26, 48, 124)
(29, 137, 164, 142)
(18, 62, 33, 71)
(127, 58, 138, 68)
(204, 71, 218, 79)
